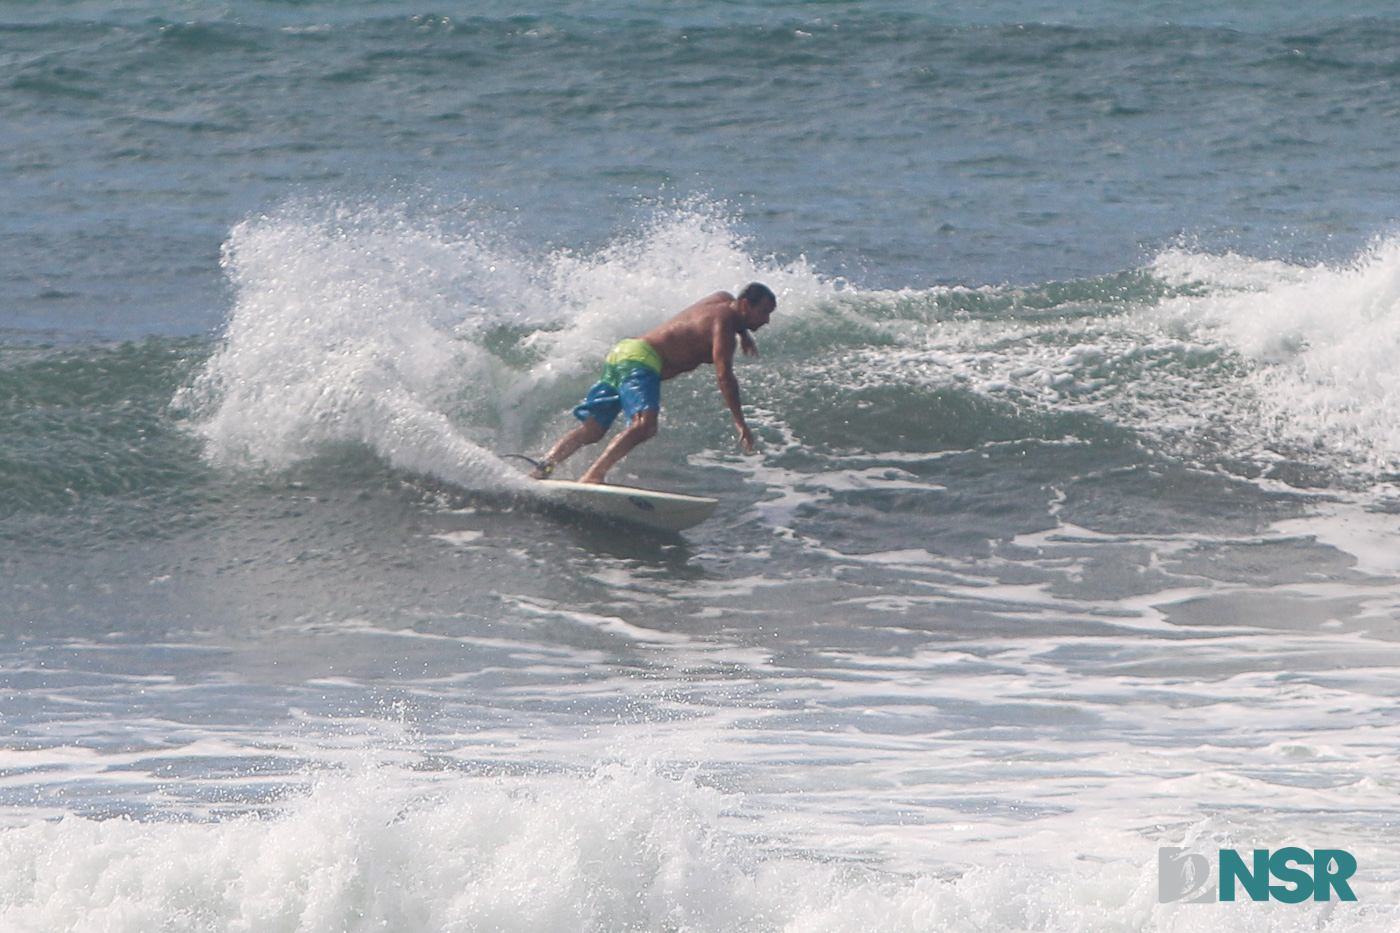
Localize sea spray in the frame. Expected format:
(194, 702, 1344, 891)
(180, 201, 831, 490)
(177, 204, 541, 490)
(524, 204, 828, 378)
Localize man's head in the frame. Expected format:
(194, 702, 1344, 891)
(737, 282, 776, 330)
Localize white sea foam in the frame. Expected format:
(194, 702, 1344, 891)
(758, 235, 1400, 485)
(1147, 237, 1400, 470)
(1269, 497, 1400, 578)
(0, 749, 1393, 933)
(7, 572, 1400, 931)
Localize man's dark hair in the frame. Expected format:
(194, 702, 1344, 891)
(739, 282, 776, 309)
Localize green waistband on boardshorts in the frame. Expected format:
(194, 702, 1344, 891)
(601, 338, 663, 385)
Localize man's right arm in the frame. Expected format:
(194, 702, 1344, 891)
(712, 317, 755, 452)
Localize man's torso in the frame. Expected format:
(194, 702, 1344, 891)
(637, 292, 737, 380)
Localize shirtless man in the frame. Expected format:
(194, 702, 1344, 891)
(532, 282, 776, 484)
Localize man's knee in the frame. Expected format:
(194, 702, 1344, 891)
(578, 418, 607, 443)
(631, 410, 658, 440)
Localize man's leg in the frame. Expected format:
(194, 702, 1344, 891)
(532, 417, 607, 478)
(578, 409, 657, 484)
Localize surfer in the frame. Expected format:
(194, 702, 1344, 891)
(531, 283, 777, 484)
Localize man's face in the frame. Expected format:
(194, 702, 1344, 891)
(744, 297, 775, 330)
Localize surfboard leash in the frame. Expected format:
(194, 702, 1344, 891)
(502, 453, 555, 478)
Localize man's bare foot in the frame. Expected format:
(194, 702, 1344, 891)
(529, 459, 555, 480)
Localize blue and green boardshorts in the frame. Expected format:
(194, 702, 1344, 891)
(572, 338, 663, 429)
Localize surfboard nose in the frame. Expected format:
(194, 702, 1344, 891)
(536, 479, 718, 532)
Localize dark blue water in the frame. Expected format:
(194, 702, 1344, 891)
(7, 0, 1400, 338)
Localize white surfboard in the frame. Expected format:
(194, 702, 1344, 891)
(537, 479, 718, 532)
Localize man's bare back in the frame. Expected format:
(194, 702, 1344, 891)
(533, 283, 777, 484)
(642, 291, 759, 379)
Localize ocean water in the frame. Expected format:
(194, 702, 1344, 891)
(4, 2, 1400, 930)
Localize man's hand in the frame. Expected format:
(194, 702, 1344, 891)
(739, 331, 759, 357)
(738, 424, 756, 453)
